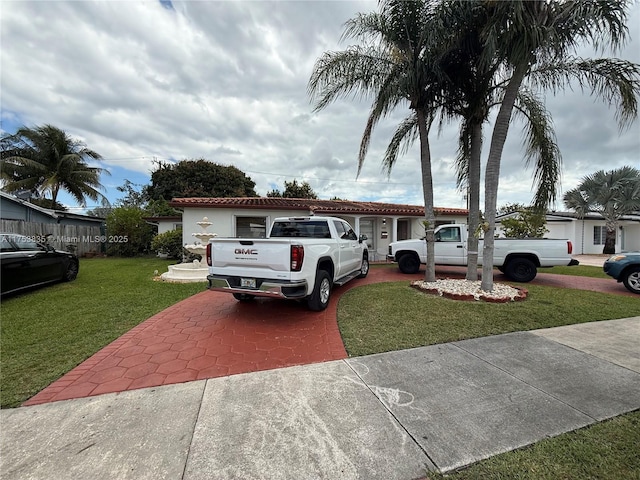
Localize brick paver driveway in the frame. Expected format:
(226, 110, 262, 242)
(24, 265, 634, 406)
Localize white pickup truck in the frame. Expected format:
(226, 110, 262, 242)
(388, 224, 578, 282)
(206, 216, 369, 310)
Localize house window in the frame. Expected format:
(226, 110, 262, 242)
(235, 216, 267, 238)
(173, 223, 182, 230)
(593, 226, 607, 245)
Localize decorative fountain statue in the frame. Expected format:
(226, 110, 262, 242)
(160, 217, 217, 283)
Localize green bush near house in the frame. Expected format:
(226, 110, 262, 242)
(105, 206, 154, 256)
(151, 228, 184, 260)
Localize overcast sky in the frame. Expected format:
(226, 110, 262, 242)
(1, 0, 639, 213)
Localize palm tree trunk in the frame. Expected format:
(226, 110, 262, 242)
(604, 221, 617, 254)
(482, 65, 527, 291)
(466, 121, 482, 281)
(417, 109, 436, 283)
(51, 184, 60, 206)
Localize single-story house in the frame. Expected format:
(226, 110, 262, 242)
(144, 216, 183, 235)
(167, 197, 469, 261)
(496, 210, 640, 254)
(0, 190, 105, 227)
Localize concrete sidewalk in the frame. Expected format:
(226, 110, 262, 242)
(2, 317, 639, 480)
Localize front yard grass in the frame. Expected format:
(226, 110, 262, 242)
(539, 264, 609, 278)
(430, 410, 640, 480)
(337, 281, 640, 356)
(0, 257, 204, 408)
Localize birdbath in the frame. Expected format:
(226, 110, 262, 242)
(160, 217, 217, 283)
(184, 217, 217, 257)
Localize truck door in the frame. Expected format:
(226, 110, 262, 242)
(434, 226, 465, 265)
(333, 220, 360, 276)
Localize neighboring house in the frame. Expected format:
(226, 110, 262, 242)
(496, 210, 640, 254)
(144, 216, 183, 235)
(168, 197, 469, 261)
(0, 191, 105, 255)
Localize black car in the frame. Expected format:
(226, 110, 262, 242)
(1, 233, 79, 296)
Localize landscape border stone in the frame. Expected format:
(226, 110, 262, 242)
(410, 279, 528, 303)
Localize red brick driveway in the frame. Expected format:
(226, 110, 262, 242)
(23, 266, 635, 406)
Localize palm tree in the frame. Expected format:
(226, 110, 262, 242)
(442, 1, 563, 281)
(308, 0, 452, 282)
(478, 0, 640, 291)
(564, 166, 640, 254)
(0, 124, 109, 208)
(456, 87, 562, 281)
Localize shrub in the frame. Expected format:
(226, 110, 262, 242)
(105, 206, 154, 256)
(151, 229, 184, 260)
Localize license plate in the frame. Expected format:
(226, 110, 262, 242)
(241, 278, 256, 288)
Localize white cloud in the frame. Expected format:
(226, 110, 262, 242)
(1, 0, 638, 212)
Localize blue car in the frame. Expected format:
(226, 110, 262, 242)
(603, 252, 640, 294)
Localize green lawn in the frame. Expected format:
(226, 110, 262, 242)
(539, 264, 609, 278)
(337, 281, 640, 356)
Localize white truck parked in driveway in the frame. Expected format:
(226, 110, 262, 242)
(206, 216, 369, 311)
(387, 224, 578, 282)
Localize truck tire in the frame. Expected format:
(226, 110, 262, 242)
(233, 293, 255, 302)
(398, 253, 420, 274)
(357, 254, 369, 278)
(504, 257, 537, 283)
(307, 270, 332, 311)
(621, 266, 640, 294)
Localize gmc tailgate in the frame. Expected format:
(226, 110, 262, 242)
(208, 238, 296, 280)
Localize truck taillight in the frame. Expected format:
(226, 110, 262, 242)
(567, 241, 573, 254)
(206, 243, 212, 266)
(291, 245, 304, 271)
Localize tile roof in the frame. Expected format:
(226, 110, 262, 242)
(169, 197, 468, 217)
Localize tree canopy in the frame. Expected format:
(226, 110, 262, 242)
(564, 166, 640, 254)
(267, 180, 318, 199)
(0, 124, 109, 208)
(309, 0, 639, 290)
(309, 0, 452, 282)
(144, 159, 257, 201)
(498, 203, 548, 238)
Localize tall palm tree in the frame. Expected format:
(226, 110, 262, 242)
(381, 1, 563, 282)
(564, 166, 640, 254)
(0, 124, 109, 208)
(309, 0, 451, 282)
(478, 0, 639, 291)
(439, 1, 562, 281)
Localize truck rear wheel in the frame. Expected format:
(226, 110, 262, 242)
(307, 270, 331, 311)
(398, 253, 420, 274)
(504, 258, 537, 283)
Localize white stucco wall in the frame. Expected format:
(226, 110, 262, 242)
(155, 219, 182, 235)
(179, 207, 468, 261)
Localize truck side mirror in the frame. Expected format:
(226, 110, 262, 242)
(359, 234, 368, 243)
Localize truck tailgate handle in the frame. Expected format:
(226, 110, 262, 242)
(239, 241, 254, 245)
